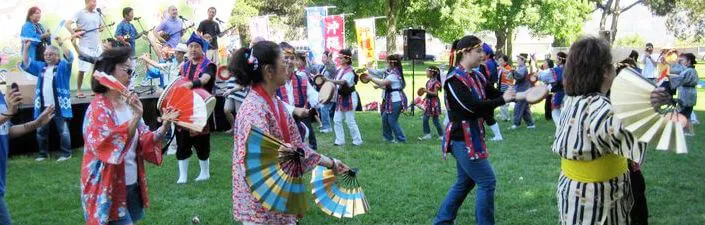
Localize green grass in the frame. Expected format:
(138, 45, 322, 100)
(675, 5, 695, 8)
(6, 104, 705, 224)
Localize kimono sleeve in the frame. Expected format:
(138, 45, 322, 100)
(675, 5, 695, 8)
(136, 121, 163, 166)
(82, 104, 131, 165)
(285, 110, 321, 172)
(21, 59, 44, 77)
(588, 103, 646, 163)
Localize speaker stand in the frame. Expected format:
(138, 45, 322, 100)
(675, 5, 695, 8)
(410, 59, 416, 116)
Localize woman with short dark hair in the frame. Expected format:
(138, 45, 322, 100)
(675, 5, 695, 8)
(81, 47, 175, 225)
(552, 37, 670, 225)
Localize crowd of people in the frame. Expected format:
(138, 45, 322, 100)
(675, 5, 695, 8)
(0, 0, 700, 224)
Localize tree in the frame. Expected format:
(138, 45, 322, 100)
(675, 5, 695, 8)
(664, 0, 705, 40)
(229, 0, 311, 46)
(477, 0, 591, 59)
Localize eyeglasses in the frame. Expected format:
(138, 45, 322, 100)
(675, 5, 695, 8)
(118, 65, 134, 77)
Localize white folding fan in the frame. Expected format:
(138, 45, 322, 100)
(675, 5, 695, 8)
(610, 67, 687, 154)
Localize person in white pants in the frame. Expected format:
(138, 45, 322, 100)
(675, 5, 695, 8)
(327, 49, 362, 146)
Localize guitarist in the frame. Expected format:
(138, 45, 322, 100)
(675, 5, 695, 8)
(115, 7, 137, 54)
(154, 5, 184, 48)
(196, 7, 221, 65)
(65, 0, 103, 98)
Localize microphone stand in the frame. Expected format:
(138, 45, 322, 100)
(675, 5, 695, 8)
(97, 9, 114, 39)
(136, 18, 156, 56)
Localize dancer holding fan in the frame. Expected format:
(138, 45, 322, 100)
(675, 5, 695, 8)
(81, 47, 177, 225)
(230, 41, 350, 225)
(173, 33, 216, 184)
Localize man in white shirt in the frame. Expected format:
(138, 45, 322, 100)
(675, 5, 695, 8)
(65, 0, 103, 98)
(641, 43, 658, 82)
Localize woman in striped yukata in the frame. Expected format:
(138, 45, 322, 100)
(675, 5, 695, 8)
(552, 37, 671, 225)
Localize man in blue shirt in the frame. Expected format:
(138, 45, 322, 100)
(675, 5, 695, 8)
(21, 38, 74, 162)
(115, 7, 138, 54)
(0, 87, 54, 224)
(155, 5, 184, 48)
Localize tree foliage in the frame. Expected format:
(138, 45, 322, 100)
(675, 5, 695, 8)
(663, 0, 705, 40)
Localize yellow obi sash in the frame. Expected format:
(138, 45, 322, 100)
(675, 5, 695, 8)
(561, 154, 628, 183)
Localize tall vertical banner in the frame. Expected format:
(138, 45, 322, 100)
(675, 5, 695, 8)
(248, 16, 271, 41)
(306, 7, 327, 64)
(323, 15, 345, 66)
(355, 18, 376, 68)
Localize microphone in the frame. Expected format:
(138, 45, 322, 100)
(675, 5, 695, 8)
(96, 8, 103, 15)
(134, 17, 141, 20)
(215, 18, 224, 24)
(178, 15, 188, 21)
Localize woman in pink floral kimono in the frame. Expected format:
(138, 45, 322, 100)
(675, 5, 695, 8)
(230, 41, 350, 225)
(81, 47, 177, 225)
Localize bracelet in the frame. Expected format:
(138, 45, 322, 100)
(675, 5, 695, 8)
(1, 112, 16, 117)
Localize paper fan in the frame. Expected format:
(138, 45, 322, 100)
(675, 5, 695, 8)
(93, 71, 127, 95)
(245, 127, 308, 215)
(610, 67, 687, 154)
(311, 166, 369, 218)
(159, 86, 208, 132)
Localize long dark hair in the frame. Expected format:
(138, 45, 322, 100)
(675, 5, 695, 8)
(427, 65, 441, 91)
(26, 7, 40, 22)
(91, 47, 133, 93)
(387, 54, 405, 88)
(564, 37, 613, 96)
(228, 41, 281, 86)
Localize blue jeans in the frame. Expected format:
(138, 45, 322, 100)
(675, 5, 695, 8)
(0, 197, 11, 225)
(434, 141, 496, 225)
(36, 115, 72, 157)
(382, 101, 406, 142)
(320, 103, 335, 130)
(423, 114, 443, 136)
(109, 184, 144, 225)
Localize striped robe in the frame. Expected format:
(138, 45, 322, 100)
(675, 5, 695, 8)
(552, 94, 646, 225)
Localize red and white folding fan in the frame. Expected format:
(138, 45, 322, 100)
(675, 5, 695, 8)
(158, 79, 215, 132)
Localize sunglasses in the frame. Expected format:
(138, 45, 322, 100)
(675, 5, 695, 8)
(118, 65, 134, 77)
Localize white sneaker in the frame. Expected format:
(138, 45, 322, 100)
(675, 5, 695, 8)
(320, 128, 331, 133)
(418, 134, 432, 140)
(490, 136, 503, 141)
(527, 125, 536, 129)
(510, 125, 518, 130)
(35, 157, 46, 162)
(56, 156, 71, 162)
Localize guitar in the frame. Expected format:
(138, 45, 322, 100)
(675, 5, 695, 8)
(158, 23, 194, 44)
(74, 22, 115, 36)
(217, 25, 238, 38)
(124, 26, 155, 42)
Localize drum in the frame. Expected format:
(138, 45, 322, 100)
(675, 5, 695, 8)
(318, 81, 335, 104)
(313, 74, 325, 86)
(216, 65, 231, 81)
(517, 83, 548, 104)
(528, 73, 538, 84)
(417, 87, 426, 97)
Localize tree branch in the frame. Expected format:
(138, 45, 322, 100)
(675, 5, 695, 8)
(620, 0, 643, 13)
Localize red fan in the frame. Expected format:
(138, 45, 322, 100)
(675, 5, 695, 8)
(158, 79, 215, 132)
(93, 71, 128, 96)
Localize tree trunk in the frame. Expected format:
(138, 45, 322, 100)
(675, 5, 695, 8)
(609, 0, 622, 44)
(506, 29, 514, 63)
(386, 0, 398, 54)
(598, 0, 614, 31)
(495, 30, 507, 55)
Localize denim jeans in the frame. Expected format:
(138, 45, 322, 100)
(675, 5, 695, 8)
(513, 100, 534, 127)
(320, 103, 335, 130)
(434, 141, 496, 225)
(36, 116, 72, 157)
(423, 114, 443, 136)
(0, 197, 11, 225)
(381, 101, 406, 142)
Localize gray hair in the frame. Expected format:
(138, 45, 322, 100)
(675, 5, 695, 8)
(45, 45, 60, 54)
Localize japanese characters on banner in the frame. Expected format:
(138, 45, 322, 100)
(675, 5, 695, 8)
(306, 7, 328, 64)
(248, 16, 271, 41)
(354, 18, 376, 68)
(322, 15, 345, 66)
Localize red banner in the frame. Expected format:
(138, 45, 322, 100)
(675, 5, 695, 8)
(323, 15, 345, 65)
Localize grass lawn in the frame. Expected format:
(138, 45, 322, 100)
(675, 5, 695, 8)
(6, 102, 705, 224)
